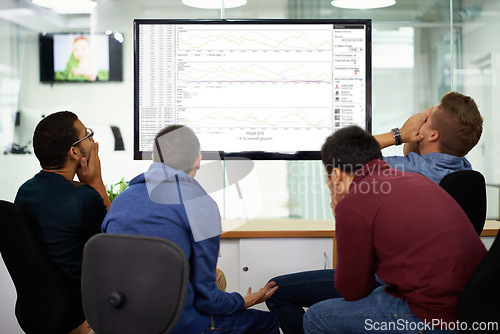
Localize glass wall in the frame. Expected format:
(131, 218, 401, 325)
(284, 0, 499, 220)
(459, 0, 500, 220)
(285, 0, 459, 220)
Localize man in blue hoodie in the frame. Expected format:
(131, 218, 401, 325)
(102, 125, 279, 334)
(265, 91, 483, 334)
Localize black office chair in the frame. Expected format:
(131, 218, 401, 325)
(458, 231, 500, 333)
(81, 233, 190, 334)
(439, 170, 487, 235)
(0, 200, 71, 334)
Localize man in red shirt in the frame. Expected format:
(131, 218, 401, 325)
(300, 126, 486, 333)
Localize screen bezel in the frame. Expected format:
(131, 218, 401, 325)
(39, 32, 124, 83)
(134, 19, 372, 160)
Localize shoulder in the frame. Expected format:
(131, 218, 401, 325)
(420, 152, 471, 167)
(17, 171, 53, 188)
(16, 172, 72, 199)
(76, 183, 102, 197)
(14, 179, 33, 206)
(16, 177, 35, 196)
(383, 152, 425, 168)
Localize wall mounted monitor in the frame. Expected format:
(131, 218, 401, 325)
(134, 19, 371, 160)
(39, 32, 123, 83)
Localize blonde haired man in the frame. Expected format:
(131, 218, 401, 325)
(376, 91, 483, 184)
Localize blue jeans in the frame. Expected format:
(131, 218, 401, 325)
(203, 308, 279, 333)
(266, 269, 383, 334)
(303, 286, 457, 334)
(265, 270, 341, 334)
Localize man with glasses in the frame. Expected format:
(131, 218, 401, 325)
(15, 111, 109, 334)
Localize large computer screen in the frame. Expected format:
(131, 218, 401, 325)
(134, 19, 371, 160)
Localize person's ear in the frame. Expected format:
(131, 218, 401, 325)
(428, 129, 439, 142)
(68, 146, 80, 161)
(193, 152, 202, 170)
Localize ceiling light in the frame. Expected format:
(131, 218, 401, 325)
(32, 0, 97, 14)
(331, 0, 396, 9)
(182, 0, 247, 9)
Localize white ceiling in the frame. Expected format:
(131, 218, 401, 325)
(0, 0, 477, 33)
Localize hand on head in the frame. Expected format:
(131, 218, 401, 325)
(330, 192, 339, 218)
(77, 141, 103, 185)
(400, 106, 432, 144)
(326, 168, 350, 217)
(76, 140, 111, 210)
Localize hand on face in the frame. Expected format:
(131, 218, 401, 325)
(326, 170, 348, 218)
(330, 192, 340, 218)
(77, 140, 103, 185)
(400, 106, 432, 143)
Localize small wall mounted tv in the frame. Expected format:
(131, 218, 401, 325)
(39, 32, 123, 83)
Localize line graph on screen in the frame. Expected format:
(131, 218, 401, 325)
(177, 62, 331, 83)
(177, 108, 331, 129)
(177, 29, 332, 51)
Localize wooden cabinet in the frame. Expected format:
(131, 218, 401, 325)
(218, 237, 333, 311)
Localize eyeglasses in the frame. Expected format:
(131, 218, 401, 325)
(72, 128, 94, 147)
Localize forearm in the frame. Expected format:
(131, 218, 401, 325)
(374, 132, 397, 150)
(77, 142, 110, 209)
(335, 208, 375, 301)
(89, 180, 111, 210)
(375, 108, 430, 150)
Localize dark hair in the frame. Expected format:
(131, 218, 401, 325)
(33, 111, 79, 170)
(152, 125, 200, 172)
(432, 92, 483, 157)
(321, 125, 382, 175)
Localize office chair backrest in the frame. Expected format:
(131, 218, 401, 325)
(0, 200, 69, 334)
(439, 170, 486, 235)
(81, 233, 189, 334)
(458, 231, 500, 332)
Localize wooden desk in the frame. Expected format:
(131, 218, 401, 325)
(481, 220, 500, 237)
(222, 219, 336, 267)
(221, 219, 334, 238)
(221, 219, 499, 269)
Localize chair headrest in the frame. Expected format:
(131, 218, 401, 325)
(82, 233, 189, 334)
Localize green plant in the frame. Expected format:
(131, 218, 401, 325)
(106, 178, 129, 203)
